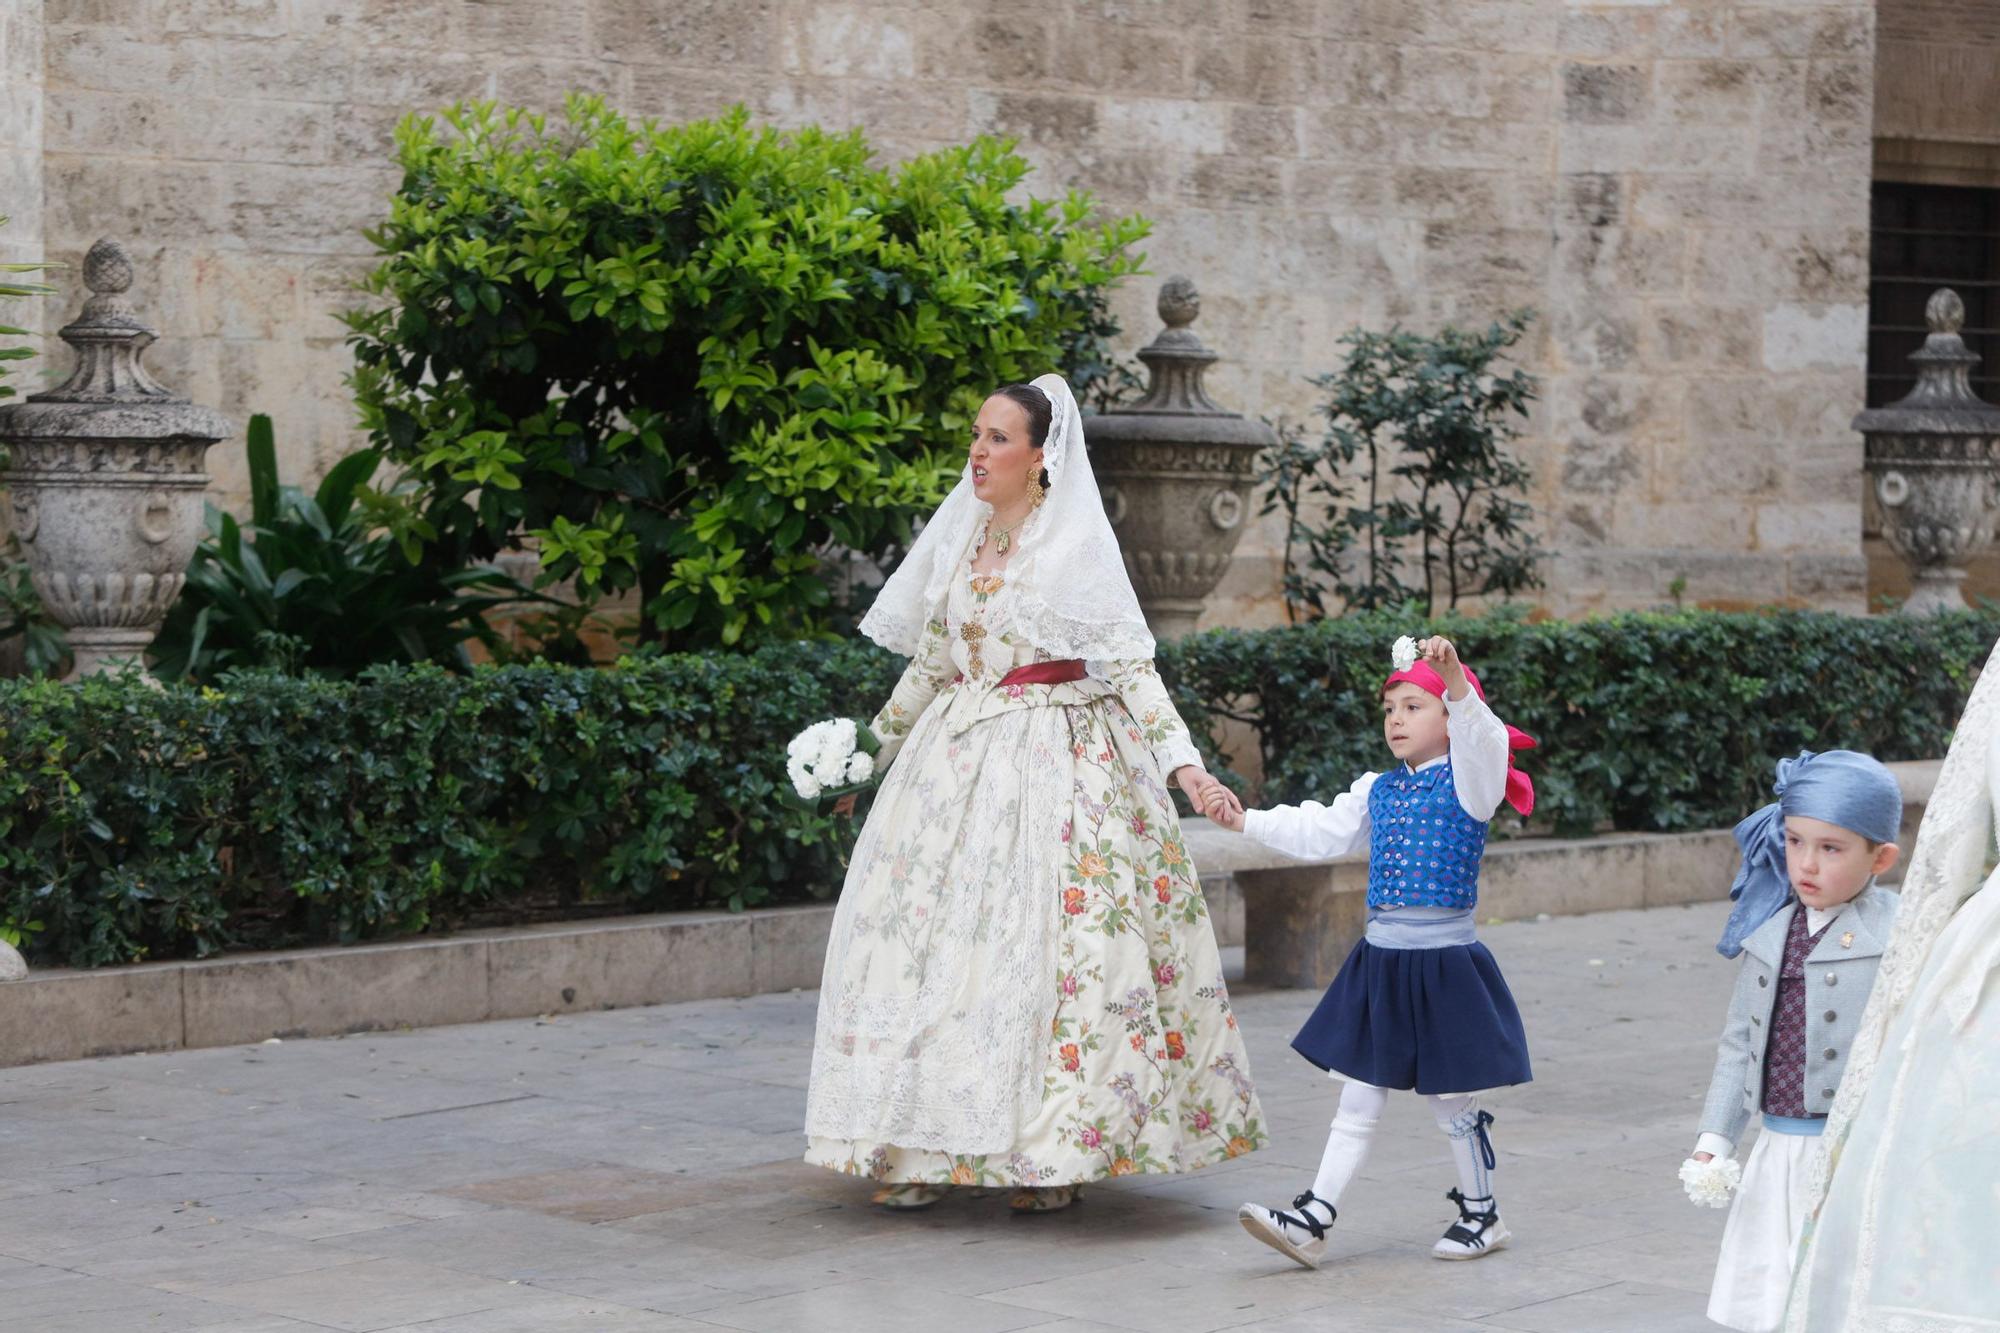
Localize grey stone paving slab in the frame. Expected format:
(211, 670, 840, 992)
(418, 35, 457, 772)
(981, 1256, 1358, 1331)
(0, 905, 1743, 1331)
(41, 1221, 371, 1294)
(369, 1297, 718, 1331)
(1479, 1278, 1724, 1331)
(0, 1181, 222, 1263)
(0, 1272, 302, 1333)
(691, 1276, 1059, 1333)
(1537, 1220, 1721, 1293)
(218, 1180, 497, 1242)
(1245, 1242, 1622, 1324)
(528, 1244, 876, 1314)
(190, 1255, 560, 1331)
(329, 1210, 670, 1283)
(1221, 1301, 1491, 1332)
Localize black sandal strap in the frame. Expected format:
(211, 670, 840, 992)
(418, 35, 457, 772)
(1443, 1187, 1498, 1244)
(1272, 1189, 1335, 1241)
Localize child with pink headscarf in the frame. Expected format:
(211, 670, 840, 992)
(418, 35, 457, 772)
(1205, 635, 1536, 1268)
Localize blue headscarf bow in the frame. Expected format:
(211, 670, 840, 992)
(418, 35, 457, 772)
(1717, 750, 1903, 958)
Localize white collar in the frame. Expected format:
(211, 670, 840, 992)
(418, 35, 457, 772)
(1402, 752, 1450, 775)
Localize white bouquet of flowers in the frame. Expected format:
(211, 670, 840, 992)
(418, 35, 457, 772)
(784, 717, 880, 812)
(1677, 1154, 1742, 1209)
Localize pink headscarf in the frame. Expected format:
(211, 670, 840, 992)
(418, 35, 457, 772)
(1382, 661, 1538, 818)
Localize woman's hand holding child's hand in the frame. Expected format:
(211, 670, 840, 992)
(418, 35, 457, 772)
(1202, 783, 1247, 832)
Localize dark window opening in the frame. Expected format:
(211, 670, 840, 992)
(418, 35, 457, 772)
(1868, 181, 2000, 407)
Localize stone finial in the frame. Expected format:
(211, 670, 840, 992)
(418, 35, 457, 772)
(1882, 287, 1986, 411)
(1927, 287, 1965, 335)
(37, 238, 175, 403)
(1122, 277, 1222, 415)
(77, 238, 142, 328)
(1158, 275, 1200, 330)
(83, 238, 134, 295)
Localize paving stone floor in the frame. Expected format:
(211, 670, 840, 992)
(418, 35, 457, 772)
(0, 903, 1747, 1332)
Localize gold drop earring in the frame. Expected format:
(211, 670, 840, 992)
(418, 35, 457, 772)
(1026, 467, 1046, 507)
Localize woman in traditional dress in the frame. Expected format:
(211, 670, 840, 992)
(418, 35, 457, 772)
(1782, 641, 2000, 1331)
(803, 373, 1267, 1212)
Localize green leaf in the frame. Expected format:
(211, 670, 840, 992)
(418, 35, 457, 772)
(247, 415, 281, 527)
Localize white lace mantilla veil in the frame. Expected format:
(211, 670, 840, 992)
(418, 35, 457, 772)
(857, 372, 1156, 664)
(1783, 637, 2000, 1332)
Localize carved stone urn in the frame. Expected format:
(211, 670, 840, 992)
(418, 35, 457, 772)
(0, 239, 232, 677)
(1856, 288, 2000, 614)
(1087, 277, 1277, 639)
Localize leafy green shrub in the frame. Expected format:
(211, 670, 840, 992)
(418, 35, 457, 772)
(1163, 607, 1998, 837)
(0, 644, 903, 968)
(346, 98, 1148, 650)
(151, 415, 534, 681)
(0, 550, 66, 676)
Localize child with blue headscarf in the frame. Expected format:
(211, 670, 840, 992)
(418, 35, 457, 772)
(1683, 750, 1904, 1333)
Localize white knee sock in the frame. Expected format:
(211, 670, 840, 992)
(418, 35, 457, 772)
(1304, 1080, 1387, 1223)
(1430, 1093, 1496, 1204)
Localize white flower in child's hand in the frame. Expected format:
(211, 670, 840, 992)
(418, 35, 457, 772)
(1677, 1155, 1741, 1208)
(1392, 636, 1419, 673)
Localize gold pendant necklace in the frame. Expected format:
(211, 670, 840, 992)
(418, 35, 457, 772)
(986, 514, 1026, 556)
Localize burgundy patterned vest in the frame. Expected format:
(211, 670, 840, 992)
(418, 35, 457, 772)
(1762, 905, 1834, 1118)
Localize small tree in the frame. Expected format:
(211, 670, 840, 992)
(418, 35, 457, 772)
(1261, 310, 1543, 618)
(347, 98, 1148, 650)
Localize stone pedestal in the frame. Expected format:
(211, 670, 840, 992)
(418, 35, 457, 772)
(1086, 277, 1277, 640)
(0, 239, 231, 678)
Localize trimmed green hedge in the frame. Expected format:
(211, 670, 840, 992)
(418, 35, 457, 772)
(1167, 608, 1999, 837)
(3, 609, 1991, 968)
(0, 647, 899, 968)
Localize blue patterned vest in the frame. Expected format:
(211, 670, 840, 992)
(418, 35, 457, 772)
(1366, 761, 1486, 911)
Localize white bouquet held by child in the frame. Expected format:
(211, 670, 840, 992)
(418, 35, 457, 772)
(1678, 1153, 1742, 1209)
(785, 717, 879, 809)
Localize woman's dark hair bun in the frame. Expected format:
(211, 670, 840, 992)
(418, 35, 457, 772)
(991, 382, 1053, 450)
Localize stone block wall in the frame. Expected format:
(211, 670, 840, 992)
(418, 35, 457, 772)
(0, 0, 45, 344)
(12, 0, 1884, 621)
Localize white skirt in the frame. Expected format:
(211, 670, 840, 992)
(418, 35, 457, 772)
(1709, 1125, 1819, 1332)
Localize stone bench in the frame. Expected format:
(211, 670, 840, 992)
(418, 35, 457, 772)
(1216, 758, 1939, 990)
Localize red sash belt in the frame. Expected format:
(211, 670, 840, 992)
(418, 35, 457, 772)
(953, 659, 1088, 687)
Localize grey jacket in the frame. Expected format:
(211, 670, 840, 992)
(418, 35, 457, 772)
(1698, 887, 1901, 1146)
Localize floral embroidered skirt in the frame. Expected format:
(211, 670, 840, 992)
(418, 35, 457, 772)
(804, 686, 1266, 1186)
